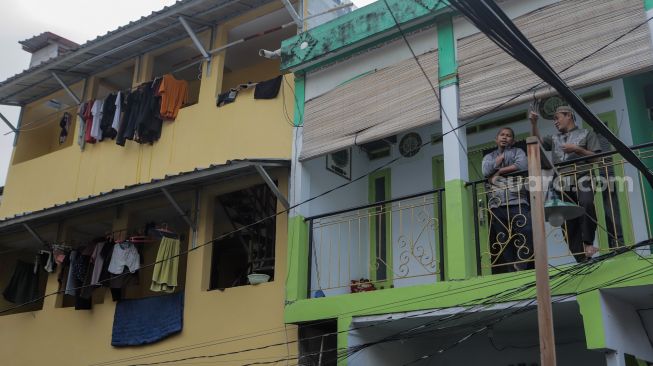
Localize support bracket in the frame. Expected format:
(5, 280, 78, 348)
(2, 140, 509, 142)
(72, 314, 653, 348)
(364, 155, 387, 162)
(23, 223, 46, 246)
(179, 16, 211, 60)
(0, 112, 18, 133)
(254, 164, 290, 210)
(176, 15, 213, 27)
(280, 0, 303, 30)
(51, 71, 81, 104)
(161, 187, 196, 231)
(179, 16, 212, 77)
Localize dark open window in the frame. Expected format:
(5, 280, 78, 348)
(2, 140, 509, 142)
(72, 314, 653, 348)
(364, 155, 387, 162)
(210, 182, 277, 290)
(299, 320, 338, 366)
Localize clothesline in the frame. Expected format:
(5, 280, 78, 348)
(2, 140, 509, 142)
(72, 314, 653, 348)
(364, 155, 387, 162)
(9, 61, 201, 136)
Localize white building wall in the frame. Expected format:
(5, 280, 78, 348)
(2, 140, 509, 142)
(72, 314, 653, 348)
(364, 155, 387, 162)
(304, 78, 649, 293)
(29, 43, 59, 68)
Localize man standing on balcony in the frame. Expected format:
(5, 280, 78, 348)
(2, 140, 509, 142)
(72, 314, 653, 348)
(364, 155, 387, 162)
(530, 105, 602, 262)
(482, 127, 534, 272)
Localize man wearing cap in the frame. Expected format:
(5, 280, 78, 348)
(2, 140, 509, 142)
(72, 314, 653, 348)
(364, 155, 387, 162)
(530, 105, 602, 262)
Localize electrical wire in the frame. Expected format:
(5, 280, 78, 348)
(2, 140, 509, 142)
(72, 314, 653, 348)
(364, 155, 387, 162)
(107, 6, 653, 364)
(130, 243, 653, 366)
(3, 13, 646, 361)
(122, 239, 646, 365)
(395, 261, 653, 366)
(91, 258, 555, 366)
(4, 3, 653, 364)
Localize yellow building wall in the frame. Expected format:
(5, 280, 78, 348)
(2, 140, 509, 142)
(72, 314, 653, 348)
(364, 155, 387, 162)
(0, 43, 293, 220)
(0, 174, 297, 366)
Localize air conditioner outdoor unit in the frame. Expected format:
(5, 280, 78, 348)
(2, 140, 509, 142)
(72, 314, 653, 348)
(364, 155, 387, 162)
(326, 148, 351, 180)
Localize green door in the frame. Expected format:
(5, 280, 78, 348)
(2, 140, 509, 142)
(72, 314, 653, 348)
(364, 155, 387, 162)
(369, 169, 392, 289)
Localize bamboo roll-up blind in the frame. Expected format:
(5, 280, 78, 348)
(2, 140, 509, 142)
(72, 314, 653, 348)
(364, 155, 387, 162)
(300, 50, 439, 161)
(458, 0, 653, 120)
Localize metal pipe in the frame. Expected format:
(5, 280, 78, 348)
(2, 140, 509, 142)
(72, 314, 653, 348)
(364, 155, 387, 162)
(279, 0, 303, 29)
(254, 165, 290, 209)
(51, 72, 81, 104)
(0, 112, 17, 133)
(303, 2, 354, 21)
(161, 187, 196, 230)
(179, 16, 211, 60)
(66, 0, 242, 72)
(23, 223, 46, 246)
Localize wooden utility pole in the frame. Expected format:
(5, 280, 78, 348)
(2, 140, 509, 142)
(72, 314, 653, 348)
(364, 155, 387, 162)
(526, 136, 557, 366)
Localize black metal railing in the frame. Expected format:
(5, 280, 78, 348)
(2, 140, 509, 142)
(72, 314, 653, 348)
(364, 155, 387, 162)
(469, 141, 653, 275)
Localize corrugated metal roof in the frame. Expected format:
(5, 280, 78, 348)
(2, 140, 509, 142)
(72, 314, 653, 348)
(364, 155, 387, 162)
(0, 159, 289, 233)
(19, 32, 79, 53)
(0, 0, 275, 106)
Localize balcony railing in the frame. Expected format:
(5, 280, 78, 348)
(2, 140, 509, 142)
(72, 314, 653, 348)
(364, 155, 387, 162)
(469, 141, 653, 275)
(305, 189, 445, 298)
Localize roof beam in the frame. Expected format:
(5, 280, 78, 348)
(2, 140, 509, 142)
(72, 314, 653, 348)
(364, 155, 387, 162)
(279, 0, 303, 30)
(0, 112, 17, 133)
(254, 164, 290, 209)
(161, 187, 196, 231)
(51, 71, 81, 104)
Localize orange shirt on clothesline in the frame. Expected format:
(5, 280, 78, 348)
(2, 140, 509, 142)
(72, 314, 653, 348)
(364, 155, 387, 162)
(158, 74, 188, 120)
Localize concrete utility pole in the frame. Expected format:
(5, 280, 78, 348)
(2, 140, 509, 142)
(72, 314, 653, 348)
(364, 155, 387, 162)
(526, 136, 557, 366)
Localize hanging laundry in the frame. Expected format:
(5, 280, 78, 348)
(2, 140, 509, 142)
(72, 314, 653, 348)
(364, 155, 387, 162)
(111, 91, 124, 135)
(217, 88, 239, 107)
(3, 260, 40, 304)
(90, 241, 107, 286)
(64, 250, 78, 296)
(42, 250, 55, 273)
(83, 100, 96, 144)
(254, 75, 282, 99)
(158, 74, 188, 121)
(72, 249, 93, 310)
(90, 99, 104, 141)
(108, 241, 140, 275)
(100, 93, 118, 139)
(107, 241, 141, 302)
(77, 103, 86, 150)
(119, 81, 162, 145)
(111, 291, 184, 347)
(150, 236, 180, 293)
(58, 112, 71, 145)
(117, 90, 139, 146)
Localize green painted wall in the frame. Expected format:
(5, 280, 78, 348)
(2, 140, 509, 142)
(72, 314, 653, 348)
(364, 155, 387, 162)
(444, 179, 475, 280)
(286, 215, 309, 302)
(337, 316, 353, 366)
(285, 251, 651, 324)
(577, 290, 607, 349)
(623, 74, 653, 236)
(368, 168, 393, 288)
(436, 14, 458, 87)
(293, 74, 305, 127)
(281, 0, 450, 71)
(645, 0, 653, 11)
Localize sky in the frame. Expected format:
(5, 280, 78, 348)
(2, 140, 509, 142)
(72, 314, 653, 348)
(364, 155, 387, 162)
(0, 0, 374, 186)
